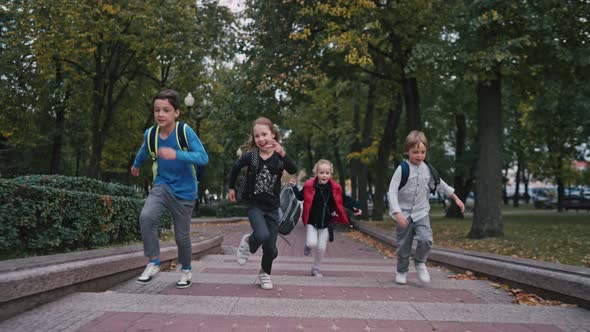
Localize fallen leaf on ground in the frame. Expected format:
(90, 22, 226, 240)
(491, 282, 577, 306)
(447, 270, 487, 280)
(343, 230, 396, 258)
(511, 289, 574, 306)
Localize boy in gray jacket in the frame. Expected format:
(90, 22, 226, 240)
(387, 130, 465, 284)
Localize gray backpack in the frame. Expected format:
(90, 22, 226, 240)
(278, 185, 301, 235)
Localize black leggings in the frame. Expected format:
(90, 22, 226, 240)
(247, 206, 279, 274)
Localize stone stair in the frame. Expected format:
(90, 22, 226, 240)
(3, 253, 589, 332)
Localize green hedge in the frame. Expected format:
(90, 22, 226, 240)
(12, 174, 141, 198)
(198, 201, 248, 218)
(0, 179, 145, 255)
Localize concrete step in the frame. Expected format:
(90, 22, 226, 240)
(2, 291, 588, 332)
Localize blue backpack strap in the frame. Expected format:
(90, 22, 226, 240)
(398, 160, 409, 190)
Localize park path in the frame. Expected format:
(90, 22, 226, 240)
(1, 221, 589, 331)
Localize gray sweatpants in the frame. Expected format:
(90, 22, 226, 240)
(395, 215, 433, 273)
(140, 184, 195, 269)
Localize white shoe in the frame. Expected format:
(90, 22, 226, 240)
(311, 268, 323, 277)
(137, 263, 160, 284)
(258, 271, 273, 290)
(416, 263, 431, 283)
(237, 234, 251, 265)
(395, 272, 407, 285)
(176, 269, 192, 289)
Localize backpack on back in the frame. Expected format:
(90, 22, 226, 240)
(147, 121, 202, 182)
(398, 160, 440, 194)
(277, 185, 302, 235)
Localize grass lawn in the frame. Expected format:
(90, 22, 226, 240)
(367, 204, 590, 267)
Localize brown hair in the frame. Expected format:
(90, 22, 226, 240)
(244, 117, 282, 150)
(403, 130, 428, 152)
(313, 159, 333, 175)
(153, 89, 181, 110)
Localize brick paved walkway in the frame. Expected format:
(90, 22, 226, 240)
(1, 221, 589, 331)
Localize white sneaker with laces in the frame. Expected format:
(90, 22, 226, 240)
(137, 262, 160, 284)
(415, 263, 431, 283)
(395, 272, 407, 285)
(176, 269, 192, 289)
(237, 234, 251, 265)
(258, 271, 273, 290)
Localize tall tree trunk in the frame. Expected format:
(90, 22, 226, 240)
(557, 177, 564, 212)
(523, 167, 531, 204)
(357, 80, 376, 214)
(469, 76, 503, 239)
(333, 146, 346, 191)
(305, 137, 313, 176)
(502, 167, 510, 205)
(88, 76, 104, 178)
(513, 155, 522, 207)
(49, 60, 69, 174)
(372, 94, 402, 220)
(350, 84, 362, 201)
(402, 76, 421, 132)
(446, 112, 472, 218)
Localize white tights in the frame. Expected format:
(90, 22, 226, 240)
(306, 224, 329, 271)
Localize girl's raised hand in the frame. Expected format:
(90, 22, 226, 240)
(288, 178, 296, 187)
(270, 139, 285, 157)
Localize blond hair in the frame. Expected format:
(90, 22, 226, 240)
(403, 130, 428, 152)
(313, 159, 333, 175)
(244, 117, 282, 151)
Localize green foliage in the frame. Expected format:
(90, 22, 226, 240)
(12, 174, 141, 198)
(214, 201, 249, 218)
(0, 178, 144, 255)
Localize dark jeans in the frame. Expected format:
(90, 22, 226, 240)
(247, 206, 279, 275)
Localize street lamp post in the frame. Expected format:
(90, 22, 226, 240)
(184, 92, 200, 217)
(184, 92, 195, 124)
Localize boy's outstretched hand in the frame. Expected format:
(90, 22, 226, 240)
(451, 193, 466, 214)
(455, 198, 465, 214)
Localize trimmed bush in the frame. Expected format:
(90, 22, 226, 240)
(0, 179, 144, 255)
(12, 174, 141, 198)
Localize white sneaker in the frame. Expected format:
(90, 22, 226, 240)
(137, 263, 160, 284)
(175, 269, 192, 289)
(395, 272, 407, 285)
(237, 234, 251, 265)
(258, 271, 273, 290)
(311, 268, 323, 277)
(416, 263, 431, 283)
